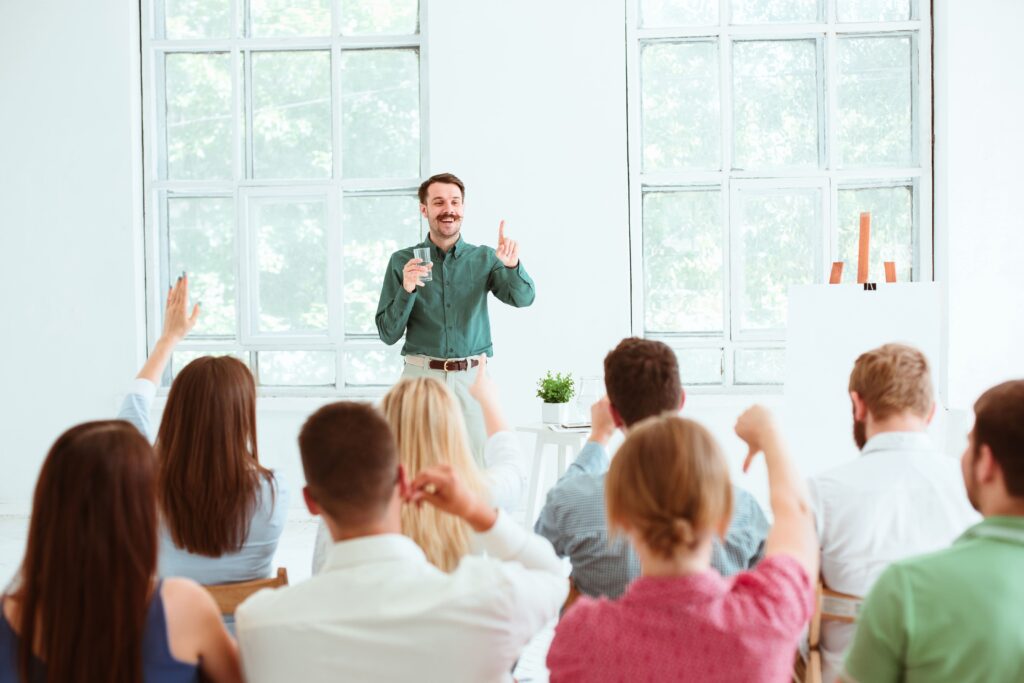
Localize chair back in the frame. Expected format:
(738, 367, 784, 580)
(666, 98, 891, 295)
(205, 567, 289, 615)
(805, 581, 863, 683)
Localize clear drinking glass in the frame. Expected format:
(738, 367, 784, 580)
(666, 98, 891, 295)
(412, 247, 432, 282)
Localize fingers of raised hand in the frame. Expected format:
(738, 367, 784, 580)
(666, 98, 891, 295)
(742, 447, 757, 473)
(498, 219, 506, 244)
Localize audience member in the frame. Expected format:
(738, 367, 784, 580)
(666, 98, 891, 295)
(237, 402, 566, 683)
(535, 337, 769, 598)
(312, 355, 527, 573)
(118, 274, 288, 584)
(0, 421, 240, 683)
(842, 380, 1024, 682)
(807, 343, 978, 680)
(546, 407, 817, 682)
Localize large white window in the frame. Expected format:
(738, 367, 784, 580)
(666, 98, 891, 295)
(141, 0, 425, 392)
(628, 0, 931, 388)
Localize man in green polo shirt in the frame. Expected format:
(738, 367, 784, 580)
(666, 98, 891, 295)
(375, 172, 535, 461)
(841, 379, 1024, 683)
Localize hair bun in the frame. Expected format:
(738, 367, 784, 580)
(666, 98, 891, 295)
(643, 514, 697, 558)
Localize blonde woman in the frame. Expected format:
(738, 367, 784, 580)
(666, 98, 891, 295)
(311, 355, 528, 572)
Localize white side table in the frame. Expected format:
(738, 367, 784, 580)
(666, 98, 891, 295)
(516, 424, 589, 525)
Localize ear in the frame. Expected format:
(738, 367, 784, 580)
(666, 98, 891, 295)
(925, 401, 937, 425)
(678, 388, 686, 412)
(302, 486, 321, 516)
(397, 463, 410, 499)
(976, 444, 1001, 485)
(850, 391, 868, 422)
(420, 203, 428, 218)
(609, 403, 626, 430)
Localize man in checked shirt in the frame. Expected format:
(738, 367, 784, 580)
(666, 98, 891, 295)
(535, 337, 769, 599)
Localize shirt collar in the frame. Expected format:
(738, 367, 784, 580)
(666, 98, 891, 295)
(321, 533, 428, 572)
(956, 516, 1024, 547)
(861, 431, 934, 457)
(422, 234, 466, 260)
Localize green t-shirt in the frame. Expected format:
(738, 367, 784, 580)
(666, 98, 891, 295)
(375, 235, 536, 359)
(842, 516, 1024, 683)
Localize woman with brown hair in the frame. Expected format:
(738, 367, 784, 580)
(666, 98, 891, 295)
(0, 420, 241, 683)
(118, 275, 287, 584)
(547, 407, 818, 682)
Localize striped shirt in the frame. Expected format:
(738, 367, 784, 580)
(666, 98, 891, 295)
(535, 441, 769, 598)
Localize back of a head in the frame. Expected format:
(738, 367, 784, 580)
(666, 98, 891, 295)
(848, 343, 933, 419)
(381, 378, 487, 571)
(300, 402, 399, 530)
(157, 356, 271, 556)
(14, 420, 157, 683)
(604, 337, 683, 427)
(606, 415, 732, 560)
(973, 380, 1024, 499)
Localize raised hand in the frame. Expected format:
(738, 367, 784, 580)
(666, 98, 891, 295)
(589, 396, 616, 445)
(468, 354, 497, 404)
(402, 257, 432, 293)
(734, 404, 781, 473)
(162, 272, 201, 343)
(495, 220, 520, 268)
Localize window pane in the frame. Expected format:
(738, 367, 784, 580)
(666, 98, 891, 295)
(837, 0, 911, 22)
(643, 191, 723, 333)
(837, 36, 913, 167)
(734, 348, 784, 384)
(165, 53, 233, 180)
(171, 351, 250, 379)
(252, 51, 332, 179)
(731, 0, 820, 23)
(164, 0, 230, 38)
(343, 195, 421, 334)
(341, 0, 419, 35)
(258, 351, 335, 385)
(341, 49, 420, 179)
(641, 42, 720, 172)
(733, 40, 819, 169)
(837, 185, 913, 283)
(673, 347, 723, 385)
(168, 197, 236, 336)
(250, 0, 330, 37)
(344, 347, 404, 386)
(251, 198, 328, 333)
(735, 188, 820, 332)
(641, 0, 717, 27)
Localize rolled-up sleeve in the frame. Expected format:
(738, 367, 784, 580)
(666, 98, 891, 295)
(117, 378, 157, 441)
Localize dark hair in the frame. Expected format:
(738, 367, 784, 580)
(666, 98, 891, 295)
(156, 356, 273, 556)
(418, 173, 465, 204)
(603, 337, 684, 426)
(299, 402, 399, 526)
(973, 380, 1024, 497)
(9, 421, 157, 683)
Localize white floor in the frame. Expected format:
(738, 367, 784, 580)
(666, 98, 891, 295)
(0, 515, 554, 682)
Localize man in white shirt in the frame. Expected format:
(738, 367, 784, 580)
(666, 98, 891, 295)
(807, 343, 979, 682)
(236, 401, 567, 683)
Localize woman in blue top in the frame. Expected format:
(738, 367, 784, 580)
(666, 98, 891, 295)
(118, 274, 288, 584)
(0, 420, 241, 683)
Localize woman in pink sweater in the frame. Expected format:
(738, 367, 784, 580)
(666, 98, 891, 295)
(547, 407, 818, 683)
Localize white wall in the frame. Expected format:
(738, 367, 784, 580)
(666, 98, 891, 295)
(2, 0, 1022, 515)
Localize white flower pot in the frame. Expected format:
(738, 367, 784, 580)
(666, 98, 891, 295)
(541, 402, 569, 425)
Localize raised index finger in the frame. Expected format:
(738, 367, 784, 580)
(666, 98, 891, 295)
(498, 219, 505, 244)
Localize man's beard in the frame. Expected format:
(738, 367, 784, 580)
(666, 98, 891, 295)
(853, 418, 867, 450)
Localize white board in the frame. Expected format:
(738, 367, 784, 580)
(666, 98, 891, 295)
(783, 283, 943, 479)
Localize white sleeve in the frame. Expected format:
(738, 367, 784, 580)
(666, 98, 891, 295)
(482, 431, 528, 512)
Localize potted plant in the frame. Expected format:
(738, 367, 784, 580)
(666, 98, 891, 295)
(536, 371, 575, 424)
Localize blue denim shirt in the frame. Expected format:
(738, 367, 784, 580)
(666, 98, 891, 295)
(535, 441, 769, 599)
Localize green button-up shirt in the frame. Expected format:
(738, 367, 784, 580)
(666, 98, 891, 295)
(842, 515, 1024, 683)
(375, 235, 536, 358)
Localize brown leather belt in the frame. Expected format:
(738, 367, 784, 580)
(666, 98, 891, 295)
(427, 358, 480, 372)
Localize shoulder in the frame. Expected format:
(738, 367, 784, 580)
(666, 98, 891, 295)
(546, 473, 607, 520)
(388, 245, 418, 266)
(161, 577, 220, 628)
(548, 597, 617, 661)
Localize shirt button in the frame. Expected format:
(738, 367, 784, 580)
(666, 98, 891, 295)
(446, 303, 451, 308)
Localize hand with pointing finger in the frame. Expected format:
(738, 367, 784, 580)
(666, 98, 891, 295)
(495, 220, 519, 268)
(734, 405, 782, 473)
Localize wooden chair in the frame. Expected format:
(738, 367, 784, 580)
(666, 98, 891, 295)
(205, 567, 289, 616)
(804, 581, 863, 683)
(561, 578, 582, 615)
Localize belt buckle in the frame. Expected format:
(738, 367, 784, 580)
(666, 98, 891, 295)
(443, 359, 456, 372)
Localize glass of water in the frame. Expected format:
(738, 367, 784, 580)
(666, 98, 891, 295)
(412, 247, 432, 282)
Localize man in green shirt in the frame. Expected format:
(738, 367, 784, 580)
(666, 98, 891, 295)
(842, 380, 1024, 683)
(376, 172, 535, 460)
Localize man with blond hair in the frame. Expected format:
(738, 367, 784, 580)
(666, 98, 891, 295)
(808, 343, 978, 682)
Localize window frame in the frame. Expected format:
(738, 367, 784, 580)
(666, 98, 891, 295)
(626, 0, 933, 392)
(139, 0, 429, 395)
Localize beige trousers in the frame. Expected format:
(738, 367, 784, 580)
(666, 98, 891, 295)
(400, 358, 486, 466)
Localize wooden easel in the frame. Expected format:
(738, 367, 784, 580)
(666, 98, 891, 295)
(829, 212, 898, 286)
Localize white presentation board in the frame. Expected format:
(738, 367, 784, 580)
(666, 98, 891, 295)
(783, 283, 943, 479)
